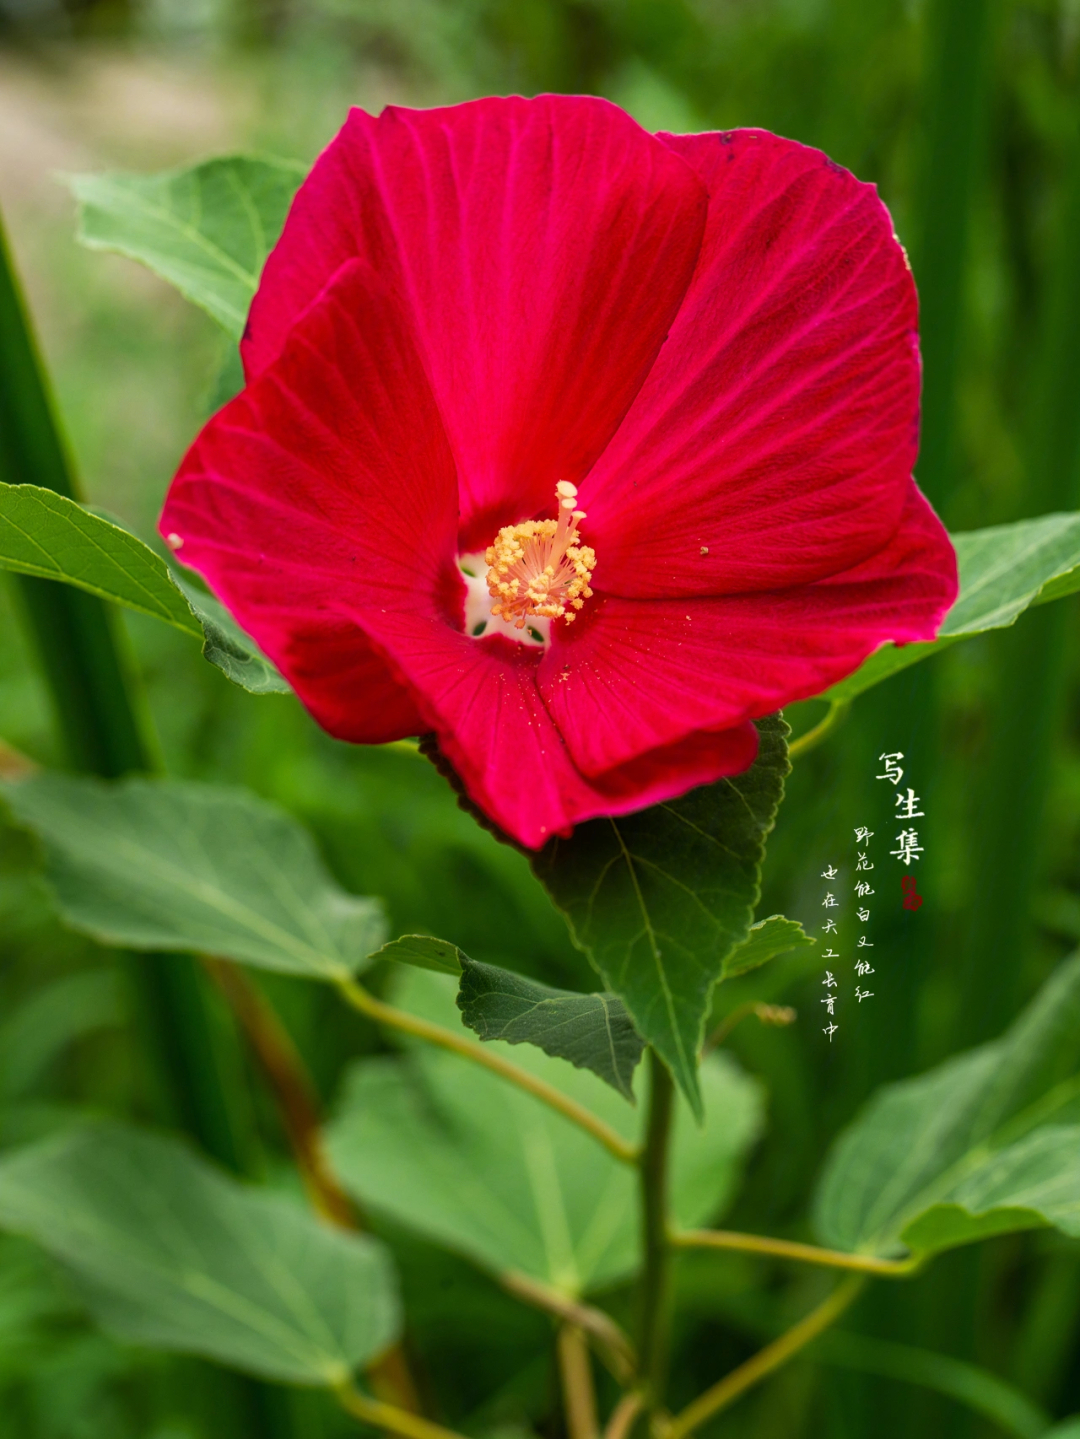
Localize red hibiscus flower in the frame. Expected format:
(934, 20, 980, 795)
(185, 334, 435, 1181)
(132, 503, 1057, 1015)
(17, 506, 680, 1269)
(161, 96, 957, 850)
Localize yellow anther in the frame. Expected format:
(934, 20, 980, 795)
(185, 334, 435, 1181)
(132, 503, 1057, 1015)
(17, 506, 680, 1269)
(484, 484, 596, 630)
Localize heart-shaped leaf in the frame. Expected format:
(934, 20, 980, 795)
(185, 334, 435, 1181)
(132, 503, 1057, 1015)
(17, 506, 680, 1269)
(325, 969, 762, 1297)
(70, 157, 305, 338)
(532, 715, 789, 1115)
(824, 512, 1080, 703)
(813, 950, 1080, 1259)
(0, 1122, 399, 1384)
(3, 774, 385, 981)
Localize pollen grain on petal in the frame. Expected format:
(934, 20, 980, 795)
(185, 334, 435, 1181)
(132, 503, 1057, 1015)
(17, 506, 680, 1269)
(484, 482, 596, 630)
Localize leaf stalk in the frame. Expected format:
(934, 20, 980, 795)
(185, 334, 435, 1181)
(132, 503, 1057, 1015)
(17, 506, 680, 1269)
(334, 1384, 467, 1439)
(603, 1391, 645, 1439)
(500, 1270, 636, 1384)
(336, 977, 638, 1164)
(670, 1228, 922, 1278)
(557, 1324, 600, 1439)
(662, 1277, 866, 1438)
(787, 699, 850, 760)
(638, 1050, 675, 1407)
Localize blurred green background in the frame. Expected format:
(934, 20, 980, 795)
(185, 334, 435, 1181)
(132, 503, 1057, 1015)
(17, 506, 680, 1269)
(1, 0, 1080, 1436)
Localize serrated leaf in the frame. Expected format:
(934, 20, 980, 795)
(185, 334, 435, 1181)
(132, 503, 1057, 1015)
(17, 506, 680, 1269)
(371, 934, 465, 975)
(457, 957, 645, 1101)
(722, 914, 815, 980)
(825, 512, 1080, 703)
(0, 1123, 399, 1384)
(813, 950, 1080, 1259)
(70, 157, 305, 338)
(2, 775, 385, 981)
(532, 715, 789, 1115)
(325, 969, 762, 1296)
(0, 482, 289, 695)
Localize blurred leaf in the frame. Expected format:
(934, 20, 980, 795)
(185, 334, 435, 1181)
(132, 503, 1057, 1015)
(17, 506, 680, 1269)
(172, 577, 291, 696)
(813, 950, 1080, 1258)
(532, 715, 788, 1115)
(2, 775, 386, 981)
(0, 483, 289, 695)
(326, 970, 762, 1296)
(0, 1123, 399, 1384)
(0, 482, 200, 636)
(825, 512, 1080, 703)
(0, 970, 121, 1099)
(722, 914, 815, 980)
(817, 1333, 1051, 1439)
(457, 957, 644, 1100)
(70, 157, 306, 338)
(372, 934, 465, 975)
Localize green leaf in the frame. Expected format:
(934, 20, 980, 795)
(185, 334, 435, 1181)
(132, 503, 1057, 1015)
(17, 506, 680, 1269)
(2, 774, 386, 981)
(457, 957, 645, 1101)
(532, 715, 789, 1115)
(172, 576, 291, 696)
(0, 1122, 399, 1384)
(825, 512, 1080, 703)
(70, 157, 305, 338)
(0, 481, 200, 636)
(813, 950, 1080, 1259)
(326, 969, 762, 1297)
(722, 914, 815, 980)
(818, 1333, 1051, 1439)
(0, 482, 289, 695)
(371, 934, 465, 975)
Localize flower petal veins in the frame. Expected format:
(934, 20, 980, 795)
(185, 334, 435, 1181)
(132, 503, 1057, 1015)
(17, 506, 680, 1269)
(161, 96, 957, 850)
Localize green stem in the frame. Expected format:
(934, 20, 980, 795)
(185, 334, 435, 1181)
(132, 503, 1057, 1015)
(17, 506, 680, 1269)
(638, 1050, 675, 1407)
(557, 1324, 600, 1439)
(787, 699, 850, 761)
(336, 977, 638, 1164)
(334, 1385, 468, 1439)
(603, 1392, 644, 1439)
(500, 1270, 636, 1385)
(670, 1229, 922, 1278)
(663, 1277, 866, 1438)
(0, 205, 254, 1167)
(0, 215, 159, 776)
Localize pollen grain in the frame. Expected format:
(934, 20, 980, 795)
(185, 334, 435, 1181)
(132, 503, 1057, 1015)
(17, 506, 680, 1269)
(484, 481, 596, 629)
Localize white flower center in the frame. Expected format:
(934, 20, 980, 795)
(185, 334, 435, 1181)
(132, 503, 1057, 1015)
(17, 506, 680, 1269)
(459, 482, 596, 648)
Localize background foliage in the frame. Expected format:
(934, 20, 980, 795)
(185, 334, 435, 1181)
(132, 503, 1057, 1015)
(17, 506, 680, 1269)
(1, 1, 1079, 1437)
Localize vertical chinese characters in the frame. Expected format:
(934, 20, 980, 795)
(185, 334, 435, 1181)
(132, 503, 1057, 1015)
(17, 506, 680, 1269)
(852, 823, 875, 1004)
(821, 864, 840, 1041)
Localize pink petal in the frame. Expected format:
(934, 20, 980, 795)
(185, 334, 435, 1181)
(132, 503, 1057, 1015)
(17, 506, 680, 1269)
(542, 483, 956, 776)
(581, 129, 920, 597)
(352, 625, 758, 849)
(242, 96, 708, 548)
(160, 258, 461, 744)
